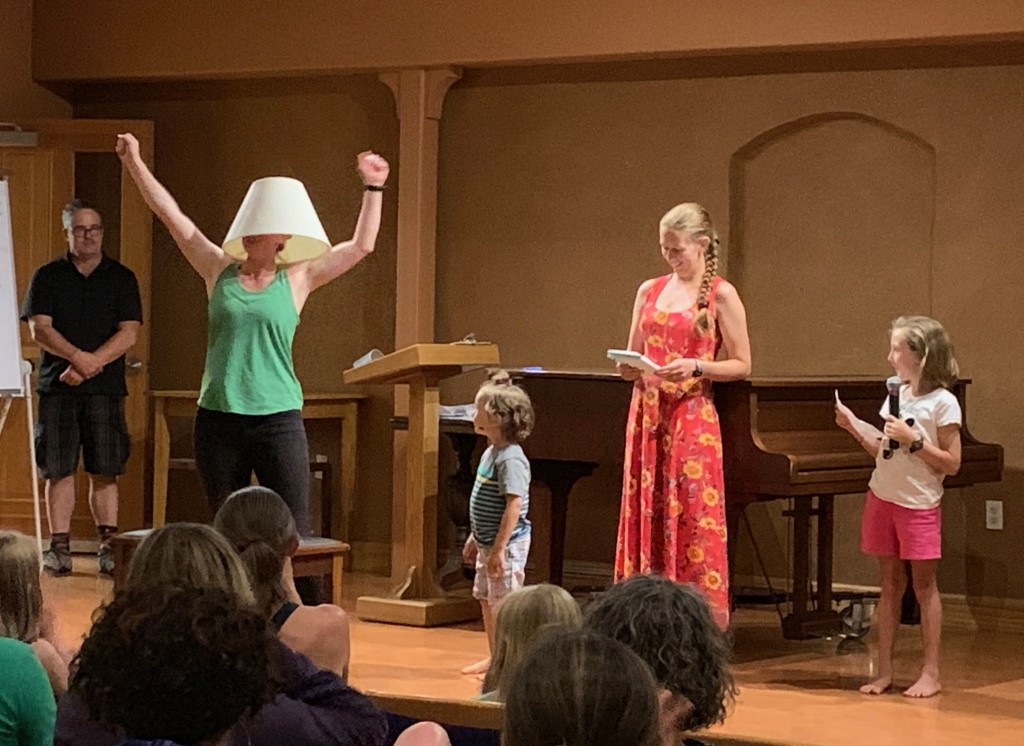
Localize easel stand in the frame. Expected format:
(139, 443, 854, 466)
(0, 362, 44, 554)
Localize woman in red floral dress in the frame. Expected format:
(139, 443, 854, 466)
(615, 203, 751, 629)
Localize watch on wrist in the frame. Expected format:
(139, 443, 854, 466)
(909, 437, 925, 453)
(692, 359, 703, 377)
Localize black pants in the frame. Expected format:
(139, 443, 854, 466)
(193, 407, 311, 535)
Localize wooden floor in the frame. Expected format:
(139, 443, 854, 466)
(45, 559, 1024, 746)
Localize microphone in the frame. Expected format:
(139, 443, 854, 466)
(883, 375, 902, 459)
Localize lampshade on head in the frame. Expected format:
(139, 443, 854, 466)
(222, 177, 331, 264)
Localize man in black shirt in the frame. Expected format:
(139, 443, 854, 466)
(20, 199, 142, 575)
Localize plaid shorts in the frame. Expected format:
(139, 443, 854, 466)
(35, 394, 130, 479)
(473, 534, 531, 605)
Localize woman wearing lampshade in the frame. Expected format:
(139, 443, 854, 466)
(116, 133, 388, 536)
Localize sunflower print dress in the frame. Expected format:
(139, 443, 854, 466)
(614, 274, 729, 628)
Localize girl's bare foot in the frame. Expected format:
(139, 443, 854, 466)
(903, 672, 941, 698)
(859, 675, 893, 695)
(461, 657, 491, 675)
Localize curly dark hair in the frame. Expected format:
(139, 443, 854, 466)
(584, 574, 736, 731)
(71, 584, 277, 744)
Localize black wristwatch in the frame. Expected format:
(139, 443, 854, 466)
(909, 438, 925, 454)
(692, 359, 703, 377)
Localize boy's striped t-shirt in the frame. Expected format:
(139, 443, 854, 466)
(469, 443, 531, 548)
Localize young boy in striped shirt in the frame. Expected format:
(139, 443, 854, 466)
(461, 371, 535, 677)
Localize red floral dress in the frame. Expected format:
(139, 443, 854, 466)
(614, 275, 730, 628)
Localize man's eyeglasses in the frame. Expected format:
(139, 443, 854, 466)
(71, 225, 104, 238)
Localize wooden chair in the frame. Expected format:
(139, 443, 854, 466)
(110, 529, 350, 605)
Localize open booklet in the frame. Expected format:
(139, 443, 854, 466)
(606, 349, 658, 374)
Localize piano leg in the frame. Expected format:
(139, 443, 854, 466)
(788, 497, 811, 630)
(900, 560, 921, 625)
(781, 495, 840, 640)
(530, 458, 597, 588)
(817, 496, 834, 617)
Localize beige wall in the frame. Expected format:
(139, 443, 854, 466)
(0, 0, 69, 118)
(436, 65, 1024, 599)
(32, 1, 1024, 82)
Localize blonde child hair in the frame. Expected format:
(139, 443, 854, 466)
(476, 370, 534, 443)
(481, 583, 583, 698)
(124, 523, 255, 607)
(890, 315, 959, 392)
(0, 531, 43, 642)
(660, 202, 720, 334)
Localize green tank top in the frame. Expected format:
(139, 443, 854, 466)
(198, 264, 304, 414)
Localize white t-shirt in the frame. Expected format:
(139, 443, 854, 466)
(868, 384, 962, 509)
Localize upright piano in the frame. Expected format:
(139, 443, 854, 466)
(503, 372, 1003, 639)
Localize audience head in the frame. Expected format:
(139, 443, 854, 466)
(124, 523, 254, 606)
(584, 574, 735, 732)
(393, 721, 452, 746)
(482, 583, 582, 697)
(503, 628, 660, 746)
(71, 584, 276, 745)
(0, 530, 43, 642)
(475, 369, 534, 443)
(213, 486, 299, 618)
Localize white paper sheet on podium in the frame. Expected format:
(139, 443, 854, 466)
(439, 404, 476, 422)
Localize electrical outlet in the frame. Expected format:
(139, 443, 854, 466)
(985, 500, 1003, 530)
(314, 454, 328, 463)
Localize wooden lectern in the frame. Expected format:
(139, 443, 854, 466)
(343, 343, 500, 626)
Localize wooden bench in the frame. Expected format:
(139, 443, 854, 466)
(110, 529, 350, 606)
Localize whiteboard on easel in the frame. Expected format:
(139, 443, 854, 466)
(0, 178, 25, 396)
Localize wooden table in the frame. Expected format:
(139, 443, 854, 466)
(151, 391, 366, 539)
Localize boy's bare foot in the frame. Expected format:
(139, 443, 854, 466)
(859, 675, 893, 695)
(461, 657, 491, 675)
(903, 673, 941, 698)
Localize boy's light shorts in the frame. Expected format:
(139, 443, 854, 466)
(473, 534, 531, 605)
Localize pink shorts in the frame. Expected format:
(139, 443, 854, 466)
(860, 491, 941, 560)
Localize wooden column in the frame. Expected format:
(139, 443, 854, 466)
(380, 67, 461, 587)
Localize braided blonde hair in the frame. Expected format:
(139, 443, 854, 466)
(660, 203, 720, 334)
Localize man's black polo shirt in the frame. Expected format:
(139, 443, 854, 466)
(20, 253, 143, 395)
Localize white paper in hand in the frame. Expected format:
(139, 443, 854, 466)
(607, 349, 657, 374)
